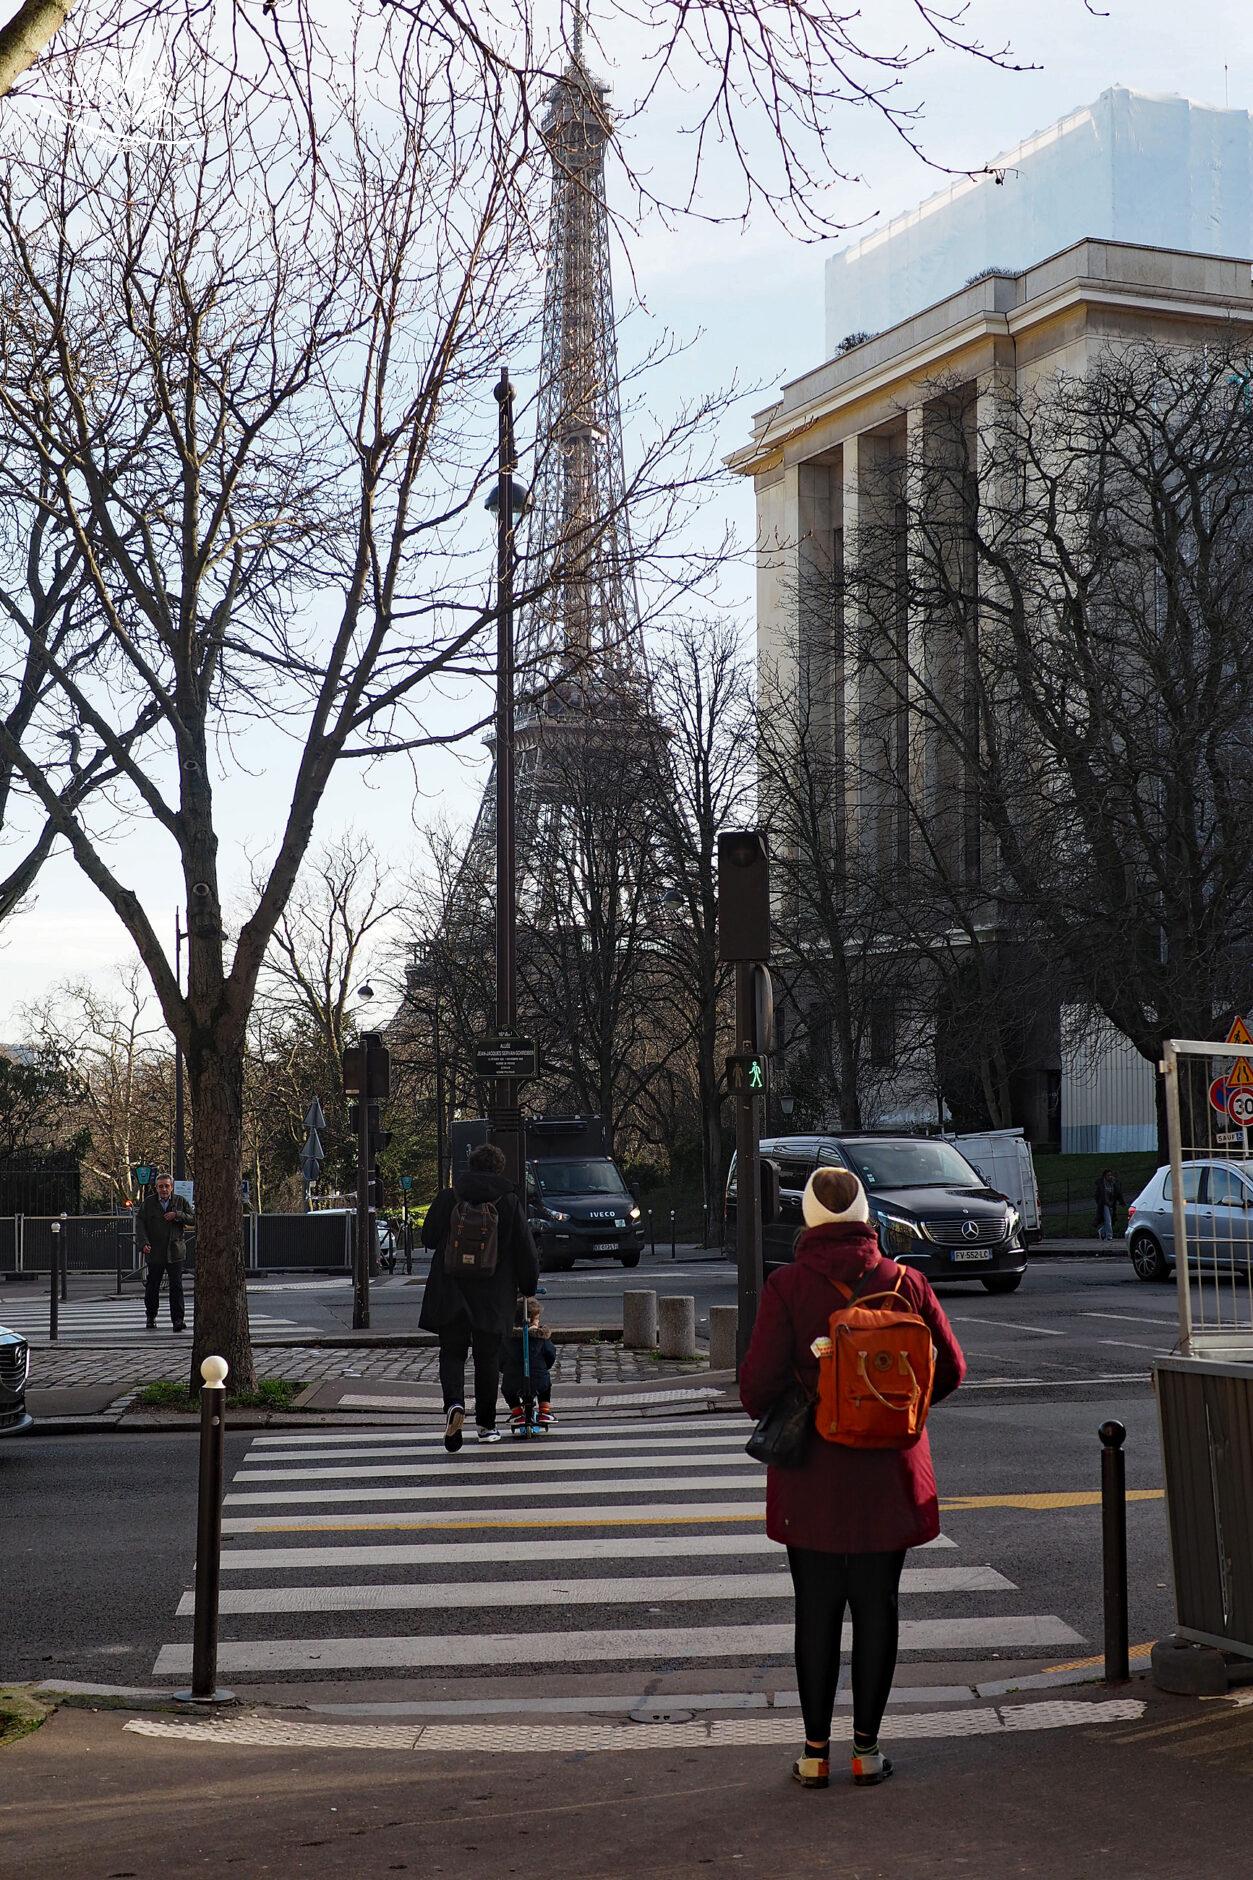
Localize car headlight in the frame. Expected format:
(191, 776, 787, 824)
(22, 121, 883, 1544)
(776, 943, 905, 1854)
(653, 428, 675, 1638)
(1006, 1206, 1021, 1241)
(629, 1206, 641, 1221)
(872, 1209, 921, 1254)
(546, 1209, 570, 1223)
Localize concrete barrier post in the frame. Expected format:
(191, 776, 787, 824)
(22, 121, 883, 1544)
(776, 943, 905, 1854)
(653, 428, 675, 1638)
(622, 1290, 658, 1350)
(658, 1294, 696, 1359)
(708, 1304, 738, 1372)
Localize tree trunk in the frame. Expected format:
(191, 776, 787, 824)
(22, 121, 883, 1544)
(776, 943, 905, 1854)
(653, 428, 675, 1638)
(187, 1040, 256, 1394)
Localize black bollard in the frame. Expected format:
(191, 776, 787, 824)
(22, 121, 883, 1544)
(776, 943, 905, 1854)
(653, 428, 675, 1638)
(49, 1225, 59, 1342)
(59, 1216, 68, 1301)
(648, 1208, 655, 1257)
(1100, 1420, 1130, 1683)
(175, 1357, 235, 1705)
(670, 1209, 677, 1260)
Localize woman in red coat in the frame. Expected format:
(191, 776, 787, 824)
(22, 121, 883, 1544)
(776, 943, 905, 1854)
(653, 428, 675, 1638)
(740, 1164, 965, 1790)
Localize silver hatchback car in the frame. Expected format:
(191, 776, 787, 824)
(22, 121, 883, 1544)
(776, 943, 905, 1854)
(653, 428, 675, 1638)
(1125, 1159, 1253, 1281)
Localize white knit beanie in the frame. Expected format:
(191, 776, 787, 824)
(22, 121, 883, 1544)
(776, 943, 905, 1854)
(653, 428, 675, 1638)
(802, 1166, 871, 1228)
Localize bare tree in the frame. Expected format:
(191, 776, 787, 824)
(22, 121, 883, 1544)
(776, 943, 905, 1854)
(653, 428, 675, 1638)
(23, 964, 174, 1204)
(0, 18, 542, 1387)
(649, 617, 754, 1223)
(846, 342, 1253, 1152)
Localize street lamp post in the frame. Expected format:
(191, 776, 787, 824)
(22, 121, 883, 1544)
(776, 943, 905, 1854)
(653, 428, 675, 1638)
(485, 367, 529, 1191)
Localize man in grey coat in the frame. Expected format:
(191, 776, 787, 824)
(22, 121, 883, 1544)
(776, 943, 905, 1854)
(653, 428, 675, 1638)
(141, 1172, 194, 1332)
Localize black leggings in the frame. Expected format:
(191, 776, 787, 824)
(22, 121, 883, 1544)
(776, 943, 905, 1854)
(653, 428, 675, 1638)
(786, 1546, 907, 1746)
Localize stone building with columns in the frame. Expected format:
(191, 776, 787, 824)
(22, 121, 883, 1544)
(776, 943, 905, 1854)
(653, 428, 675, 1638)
(730, 238, 1253, 1145)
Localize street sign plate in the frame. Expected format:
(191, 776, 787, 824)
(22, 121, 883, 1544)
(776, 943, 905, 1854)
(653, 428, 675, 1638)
(1210, 1076, 1230, 1116)
(1229, 1089, 1253, 1129)
(1216, 1130, 1240, 1145)
(475, 1038, 539, 1080)
(1228, 1016, 1253, 1047)
(1230, 1056, 1253, 1089)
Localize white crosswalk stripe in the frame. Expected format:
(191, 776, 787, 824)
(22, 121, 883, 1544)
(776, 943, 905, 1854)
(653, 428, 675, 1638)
(0, 1298, 320, 1344)
(153, 1414, 1085, 1688)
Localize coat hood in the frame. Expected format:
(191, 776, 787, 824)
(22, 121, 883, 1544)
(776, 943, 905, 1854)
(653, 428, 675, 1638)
(793, 1218, 888, 1283)
(454, 1169, 515, 1205)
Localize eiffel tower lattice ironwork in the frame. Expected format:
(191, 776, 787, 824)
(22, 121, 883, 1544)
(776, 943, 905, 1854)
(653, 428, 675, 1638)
(458, 22, 655, 911)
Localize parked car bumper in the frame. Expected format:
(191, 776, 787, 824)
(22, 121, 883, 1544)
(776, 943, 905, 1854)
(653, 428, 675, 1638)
(538, 1225, 646, 1267)
(0, 1402, 33, 1435)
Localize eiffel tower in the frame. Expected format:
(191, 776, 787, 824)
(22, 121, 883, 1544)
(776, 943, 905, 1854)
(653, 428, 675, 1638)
(458, 11, 656, 910)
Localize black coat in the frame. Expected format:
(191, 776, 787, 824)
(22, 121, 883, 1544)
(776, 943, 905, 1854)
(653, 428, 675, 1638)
(501, 1329, 557, 1401)
(419, 1170, 539, 1337)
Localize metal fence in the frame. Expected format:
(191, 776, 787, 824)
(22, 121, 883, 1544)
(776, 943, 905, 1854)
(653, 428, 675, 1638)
(0, 1211, 353, 1275)
(1161, 1038, 1253, 1359)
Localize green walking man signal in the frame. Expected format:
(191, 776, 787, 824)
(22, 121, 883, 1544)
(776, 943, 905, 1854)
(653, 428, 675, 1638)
(727, 1053, 769, 1094)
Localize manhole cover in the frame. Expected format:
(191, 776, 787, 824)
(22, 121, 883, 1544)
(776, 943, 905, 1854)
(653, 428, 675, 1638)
(629, 1707, 694, 1725)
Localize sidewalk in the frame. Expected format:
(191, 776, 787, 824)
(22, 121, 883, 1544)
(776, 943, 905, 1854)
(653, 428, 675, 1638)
(26, 1347, 731, 1432)
(3, 1673, 1247, 1878)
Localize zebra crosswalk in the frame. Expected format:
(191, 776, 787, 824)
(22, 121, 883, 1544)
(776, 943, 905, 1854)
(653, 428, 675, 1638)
(0, 1297, 321, 1346)
(152, 1415, 1085, 1689)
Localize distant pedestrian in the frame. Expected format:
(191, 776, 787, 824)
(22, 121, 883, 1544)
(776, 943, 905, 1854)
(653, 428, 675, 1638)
(420, 1142, 539, 1450)
(502, 1296, 558, 1432)
(740, 1166, 965, 1791)
(140, 1172, 194, 1333)
(1093, 1170, 1126, 1241)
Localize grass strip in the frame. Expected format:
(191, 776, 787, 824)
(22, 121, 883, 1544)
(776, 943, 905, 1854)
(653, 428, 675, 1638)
(135, 1378, 308, 1411)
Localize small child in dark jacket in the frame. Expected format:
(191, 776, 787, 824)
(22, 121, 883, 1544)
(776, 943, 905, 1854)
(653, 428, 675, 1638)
(501, 1296, 558, 1431)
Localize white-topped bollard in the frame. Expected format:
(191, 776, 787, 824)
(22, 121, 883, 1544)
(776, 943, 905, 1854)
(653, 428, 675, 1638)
(622, 1290, 658, 1351)
(708, 1304, 738, 1373)
(175, 1356, 235, 1707)
(658, 1294, 697, 1359)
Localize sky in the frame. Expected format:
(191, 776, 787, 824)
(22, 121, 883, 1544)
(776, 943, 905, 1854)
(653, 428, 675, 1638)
(2, 0, 1252, 1031)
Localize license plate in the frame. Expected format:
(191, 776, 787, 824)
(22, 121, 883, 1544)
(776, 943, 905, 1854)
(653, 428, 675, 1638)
(593, 1241, 619, 1253)
(950, 1248, 992, 1263)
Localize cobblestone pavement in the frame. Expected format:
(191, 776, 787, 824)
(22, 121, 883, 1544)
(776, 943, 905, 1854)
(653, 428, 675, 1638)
(31, 1341, 710, 1389)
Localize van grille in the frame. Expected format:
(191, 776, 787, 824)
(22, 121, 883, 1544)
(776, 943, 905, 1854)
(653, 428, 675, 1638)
(923, 1213, 1008, 1246)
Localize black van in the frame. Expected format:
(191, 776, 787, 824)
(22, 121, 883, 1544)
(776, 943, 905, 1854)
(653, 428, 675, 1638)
(726, 1133, 1029, 1293)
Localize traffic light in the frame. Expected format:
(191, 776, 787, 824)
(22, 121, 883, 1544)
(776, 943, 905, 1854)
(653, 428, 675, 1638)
(348, 1103, 390, 1156)
(343, 1031, 391, 1100)
(717, 830, 771, 962)
(727, 1053, 769, 1094)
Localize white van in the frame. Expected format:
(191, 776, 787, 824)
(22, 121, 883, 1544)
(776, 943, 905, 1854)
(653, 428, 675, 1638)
(950, 1129, 1042, 1242)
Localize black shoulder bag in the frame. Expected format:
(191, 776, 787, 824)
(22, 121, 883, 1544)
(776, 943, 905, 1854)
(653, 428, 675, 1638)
(745, 1375, 814, 1467)
(744, 1293, 815, 1467)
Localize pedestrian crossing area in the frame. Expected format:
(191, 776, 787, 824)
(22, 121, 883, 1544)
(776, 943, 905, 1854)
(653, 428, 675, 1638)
(152, 1414, 1085, 1687)
(0, 1297, 321, 1346)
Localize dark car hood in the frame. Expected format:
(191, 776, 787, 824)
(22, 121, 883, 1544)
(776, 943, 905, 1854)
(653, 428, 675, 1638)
(869, 1184, 1009, 1216)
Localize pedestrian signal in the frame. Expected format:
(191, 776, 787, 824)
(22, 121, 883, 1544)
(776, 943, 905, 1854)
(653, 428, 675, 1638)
(727, 1053, 769, 1094)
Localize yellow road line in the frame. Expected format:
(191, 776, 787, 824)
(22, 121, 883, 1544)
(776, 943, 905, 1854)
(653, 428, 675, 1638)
(941, 1490, 1164, 1512)
(243, 1512, 765, 1534)
(238, 1488, 1167, 1536)
(1044, 1643, 1154, 1674)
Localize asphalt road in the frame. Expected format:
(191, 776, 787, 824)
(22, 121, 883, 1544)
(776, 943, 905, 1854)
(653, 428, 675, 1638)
(0, 1254, 1178, 1695)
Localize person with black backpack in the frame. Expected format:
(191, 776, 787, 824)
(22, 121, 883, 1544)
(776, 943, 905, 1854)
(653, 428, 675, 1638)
(419, 1141, 540, 1451)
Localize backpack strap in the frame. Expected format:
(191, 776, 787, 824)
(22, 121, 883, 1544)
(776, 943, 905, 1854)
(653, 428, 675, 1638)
(831, 1264, 904, 1309)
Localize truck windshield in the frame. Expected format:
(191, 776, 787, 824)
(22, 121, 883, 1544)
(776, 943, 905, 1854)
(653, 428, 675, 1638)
(846, 1140, 983, 1190)
(535, 1158, 628, 1196)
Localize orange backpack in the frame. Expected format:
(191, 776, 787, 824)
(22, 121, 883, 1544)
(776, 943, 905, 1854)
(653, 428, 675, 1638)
(814, 1267, 936, 1450)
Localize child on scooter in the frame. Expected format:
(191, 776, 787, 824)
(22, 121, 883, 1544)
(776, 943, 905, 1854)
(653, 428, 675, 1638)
(501, 1295, 558, 1432)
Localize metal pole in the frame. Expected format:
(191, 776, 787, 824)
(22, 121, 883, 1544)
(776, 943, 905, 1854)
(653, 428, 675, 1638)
(175, 1357, 234, 1705)
(489, 367, 523, 1193)
(49, 1223, 59, 1342)
(174, 912, 187, 1185)
(116, 1214, 123, 1296)
(59, 1213, 68, 1300)
(1162, 1043, 1194, 1356)
(648, 1208, 654, 1256)
(1100, 1419, 1130, 1683)
(353, 1094, 371, 1329)
(734, 957, 764, 1369)
(403, 1193, 413, 1275)
(434, 982, 446, 1193)
(670, 1209, 676, 1260)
